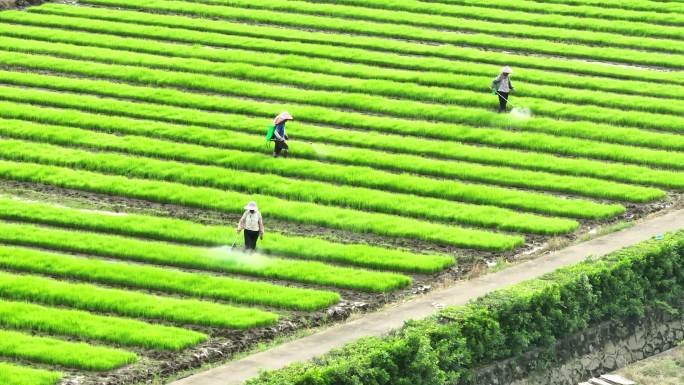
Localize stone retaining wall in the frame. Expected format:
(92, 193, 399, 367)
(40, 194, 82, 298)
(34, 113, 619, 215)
(472, 307, 684, 385)
(0, 0, 17, 9)
(0, 0, 46, 9)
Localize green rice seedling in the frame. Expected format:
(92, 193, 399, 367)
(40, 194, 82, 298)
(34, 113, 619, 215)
(190, 0, 684, 52)
(0, 220, 414, 291)
(0, 118, 626, 218)
(0, 138, 579, 235)
(0, 72, 679, 178)
(7, 94, 675, 195)
(524, 0, 684, 13)
(20, 5, 684, 85)
(412, 0, 684, 22)
(1, 70, 682, 160)
(0, 362, 62, 385)
(0, 102, 673, 203)
(0, 157, 524, 251)
(4, 28, 684, 117)
(0, 242, 339, 310)
(1, 72, 682, 172)
(308, 0, 684, 26)
(1, 56, 681, 150)
(0, 101, 670, 202)
(2, 21, 682, 102)
(0, 270, 279, 328)
(3, 40, 684, 131)
(0, 299, 207, 350)
(0, 329, 136, 371)
(0, 196, 454, 273)
(67, 0, 684, 67)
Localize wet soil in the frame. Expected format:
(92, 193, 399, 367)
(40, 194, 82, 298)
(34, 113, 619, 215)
(0, 179, 681, 385)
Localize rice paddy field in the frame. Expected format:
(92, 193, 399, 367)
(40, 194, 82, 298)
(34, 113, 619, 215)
(0, 0, 682, 384)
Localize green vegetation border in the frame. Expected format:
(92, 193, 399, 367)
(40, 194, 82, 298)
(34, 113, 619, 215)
(248, 231, 684, 384)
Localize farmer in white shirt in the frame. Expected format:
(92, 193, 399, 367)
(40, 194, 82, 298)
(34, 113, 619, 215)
(236, 201, 264, 251)
(491, 66, 515, 113)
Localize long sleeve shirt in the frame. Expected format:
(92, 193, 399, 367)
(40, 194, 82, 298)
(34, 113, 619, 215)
(491, 75, 513, 93)
(273, 122, 287, 141)
(237, 211, 264, 235)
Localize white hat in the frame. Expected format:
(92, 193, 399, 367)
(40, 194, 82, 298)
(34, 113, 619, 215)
(501, 66, 513, 74)
(244, 201, 258, 211)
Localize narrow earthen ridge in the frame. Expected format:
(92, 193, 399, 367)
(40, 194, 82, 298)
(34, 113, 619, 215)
(171, 209, 684, 385)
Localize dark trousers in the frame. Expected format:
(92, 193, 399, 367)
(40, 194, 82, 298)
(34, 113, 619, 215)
(497, 92, 509, 112)
(244, 229, 260, 250)
(274, 140, 289, 157)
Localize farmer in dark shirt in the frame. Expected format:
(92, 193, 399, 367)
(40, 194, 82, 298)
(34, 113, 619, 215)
(272, 111, 293, 158)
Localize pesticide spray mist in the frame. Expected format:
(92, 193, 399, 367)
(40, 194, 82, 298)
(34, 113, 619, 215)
(206, 246, 270, 270)
(510, 106, 532, 120)
(309, 142, 330, 158)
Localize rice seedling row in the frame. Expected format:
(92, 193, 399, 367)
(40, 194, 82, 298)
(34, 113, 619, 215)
(0, 100, 670, 202)
(0, 270, 279, 328)
(0, 329, 137, 371)
(0, 243, 340, 310)
(0, 119, 626, 218)
(525, 0, 684, 13)
(0, 74, 679, 183)
(0, 196, 454, 273)
(69, 0, 684, 68)
(0, 362, 62, 385)
(0, 137, 581, 235)
(3, 21, 682, 103)
(1, 62, 682, 157)
(4, 53, 682, 150)
(315, 0, 684, 25)
(20, 5, 684, 86)
(0, 299, 207, 350)
(190, 0, 684, 51)
(5, 41, 684, 131)
(0, 220, 413, 292)
(1, 70, 681, 175)
(0, 147, 526, 251)
(0, 159, 525, 250)
(327, 0, 684, 35)
(425, 0, 684, 17)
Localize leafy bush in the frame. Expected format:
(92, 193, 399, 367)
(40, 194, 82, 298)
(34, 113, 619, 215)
(248, 232, 684, 384)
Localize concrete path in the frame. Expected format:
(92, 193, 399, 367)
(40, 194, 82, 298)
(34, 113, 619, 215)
(171, 209, 684, 385)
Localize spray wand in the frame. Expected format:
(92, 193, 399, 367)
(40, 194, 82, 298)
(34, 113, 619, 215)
(231, 232, 239, 249)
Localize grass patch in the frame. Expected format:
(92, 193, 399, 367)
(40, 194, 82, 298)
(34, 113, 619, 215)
(578, 221, 635, 242)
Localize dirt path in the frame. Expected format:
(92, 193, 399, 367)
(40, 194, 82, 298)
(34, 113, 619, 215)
(170, 209, 684, 385)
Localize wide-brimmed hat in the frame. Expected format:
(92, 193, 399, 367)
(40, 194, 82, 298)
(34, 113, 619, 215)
(273, 111, 294, 125)
(501, 66, 513, 74)
(244, 201, 258, 211)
